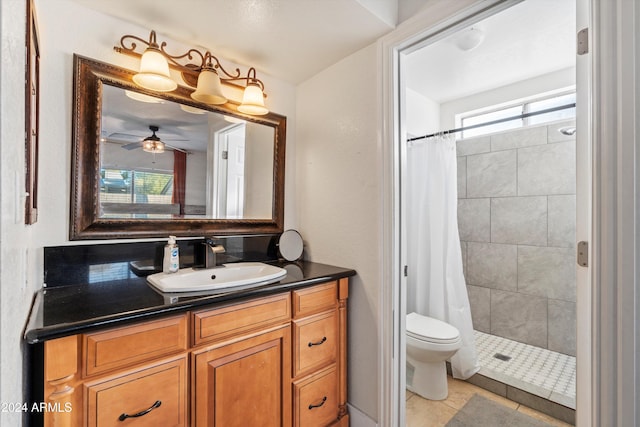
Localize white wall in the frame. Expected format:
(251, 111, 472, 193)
(405, 87, 440, 137)
(32, 0, 297, 252)
(0, 2, 296, 422)
(439, 67, 576, 129)
(296, 44, 380, 422)
(0, 1, 37, 425)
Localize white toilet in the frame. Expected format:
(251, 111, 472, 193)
(406, 312, 462, 400)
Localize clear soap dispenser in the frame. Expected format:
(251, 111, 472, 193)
(163, 236, 179, 273)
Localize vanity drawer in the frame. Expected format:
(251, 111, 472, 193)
(84, 354, 187, 427)
(293, 310, 338, 378)
(292, 281, 338, 318)
(293, 365, 338, 427)
(83, 314, 188, 377)
(192, 292, 291, 346)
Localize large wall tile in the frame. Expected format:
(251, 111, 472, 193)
(491, 196, 547, 246)
(548, 299, 576, 356)
(458, 198, 490, 242)
(547, 120, 576, 143)
(518, 246, 576, 302)
(467, 285, 490, 333)
(457, 136, 491, 156)
(467, 150, 517, 197)
(491, 289, 547, 348)
(457, 156, 467, 198)
(518, 141, 576, 196)
(490, 126, 547, 151)
(548, 195, 576, 247)
(467, 242, 517, 290)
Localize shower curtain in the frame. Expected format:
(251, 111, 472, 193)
(407, 134, 479, 379)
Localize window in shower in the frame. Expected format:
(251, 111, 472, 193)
(458, 90, 576, 139)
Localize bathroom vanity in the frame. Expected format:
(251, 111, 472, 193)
(24, 52, 358, 425)
(26, 241, 355, 427)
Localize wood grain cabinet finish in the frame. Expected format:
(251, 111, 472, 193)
(292, 281, 338, 318)
(42, 279, 349, 427)
(192, 325, 292, 427)
(293, 365, 339, 427)
(83, 314, 188, 377)
(293, 310, 338, 378)
(192, 292, 291, 346)
(84, 354, 187, 427)
(291, 278, 349, 426)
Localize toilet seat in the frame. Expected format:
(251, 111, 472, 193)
(406, 312, 460, 344)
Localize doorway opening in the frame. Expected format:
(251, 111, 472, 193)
(396, 0, 585, 425)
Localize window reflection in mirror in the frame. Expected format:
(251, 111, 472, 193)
(99, 84, 275, 220)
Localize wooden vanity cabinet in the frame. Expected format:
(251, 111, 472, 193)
(42, 279, 349, 427)
(192, 325, 292, 427)
(291, 280, 349, 427)
(190, 292, 293, 427)
(43, 314, 189, 427)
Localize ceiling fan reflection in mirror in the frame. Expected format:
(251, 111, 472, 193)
(105, 125, 189, 154)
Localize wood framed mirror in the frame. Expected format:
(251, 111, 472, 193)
(70, 55, 286, 240)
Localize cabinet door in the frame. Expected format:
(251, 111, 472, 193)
(192, 325, 292, 427)
(84, 354, 187, 427)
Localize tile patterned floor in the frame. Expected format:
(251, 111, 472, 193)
(406, 377, 573, 427)
(474, 330, 576, 409)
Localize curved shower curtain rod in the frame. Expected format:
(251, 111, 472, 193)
(407, 102, 576, 143)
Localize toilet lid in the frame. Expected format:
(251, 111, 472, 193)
(406, 312, 460, 344)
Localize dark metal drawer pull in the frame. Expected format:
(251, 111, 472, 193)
(308, 337, 327, 347)
(308, 396, 327, 410)
(119, 400, 161, 421)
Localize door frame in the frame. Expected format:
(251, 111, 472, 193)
(378, 0, 602, 425)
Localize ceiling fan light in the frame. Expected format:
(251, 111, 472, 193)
(238, 84, 268, 115)
(142, 138, 165, 154)
(191, 68, 227, 105)
(133, 47, 178, 92)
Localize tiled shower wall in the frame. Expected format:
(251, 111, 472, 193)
(457, 120, 576, 356)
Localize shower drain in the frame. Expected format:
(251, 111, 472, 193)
(493, 353, 512, 362)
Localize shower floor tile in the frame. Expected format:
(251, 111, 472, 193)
(474, 330, 576, 409)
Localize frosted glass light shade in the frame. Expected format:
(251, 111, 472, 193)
(180, 104, 206, 114)
(191, 69, 227, 104)
(238, 84, 268, 115)
(132, 48, 177, 92)
(142, 139, 165, 153)
(125, 90, 164, 103)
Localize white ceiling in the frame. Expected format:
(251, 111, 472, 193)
(69, 0, 418, 85)
(405, 0, 576, 103)
(70, 0, 574, 98)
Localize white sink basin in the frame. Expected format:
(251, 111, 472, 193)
(147, 262, 287, 293)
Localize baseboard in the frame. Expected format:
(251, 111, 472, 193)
(347, 403, 378, 427)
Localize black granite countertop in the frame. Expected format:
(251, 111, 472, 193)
(25, 260, 356, 344)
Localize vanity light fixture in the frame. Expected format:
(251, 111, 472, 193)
(114, 30, 269, 115)
(237, 68, 268, 115)
(131, 31, 177, 92)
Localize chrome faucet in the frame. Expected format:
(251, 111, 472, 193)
(202, 237, 226, 269)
